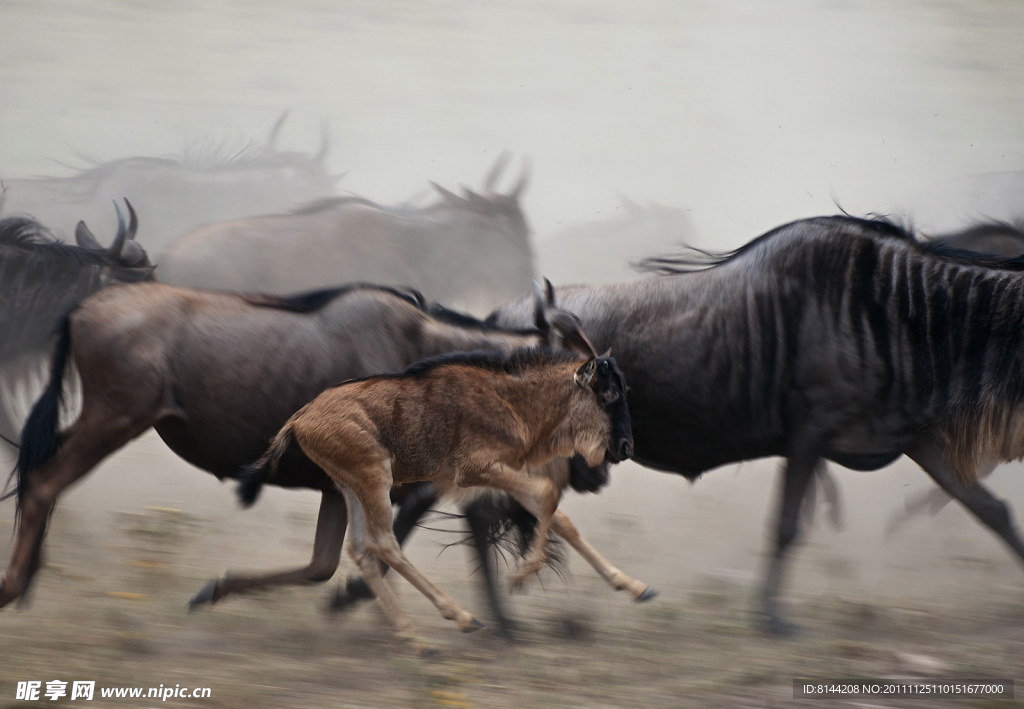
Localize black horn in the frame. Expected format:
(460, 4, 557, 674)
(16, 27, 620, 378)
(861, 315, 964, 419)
(108, 201, 127, 258)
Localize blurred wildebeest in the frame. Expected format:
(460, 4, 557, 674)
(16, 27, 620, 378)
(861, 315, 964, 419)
(0, 281, 588, 612)
(237, 341, 645, 648)
(537, 197, 697, 285)
(484, 215, 1024, 633)
(0, 203, 153, 451)
(156, 154, 534, 314)
(0, 114, 338, 256)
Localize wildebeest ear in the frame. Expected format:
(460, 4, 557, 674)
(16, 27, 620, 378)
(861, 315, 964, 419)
(75, 221, 103, 250)
(599, 348, 612, 358)
(574, 357, 596, 387)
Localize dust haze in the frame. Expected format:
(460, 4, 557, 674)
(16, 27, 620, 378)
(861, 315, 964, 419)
(2, 1, 1023, 707)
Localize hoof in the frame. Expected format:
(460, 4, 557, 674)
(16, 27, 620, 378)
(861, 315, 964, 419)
(461, 618, 486, 633)
(187, 579, 218, 611)
(762, 614, 800, 637)
(635, 586, 659, 602)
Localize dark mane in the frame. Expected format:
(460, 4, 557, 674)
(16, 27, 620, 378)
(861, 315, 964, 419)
(426, 302, 540, 336)
(636, 214, 1024, 275)
(0, 216, 120, 269)
(401, 347, 582, 377)
(242, 283, 425, 313)
(331, 347, 582, 391)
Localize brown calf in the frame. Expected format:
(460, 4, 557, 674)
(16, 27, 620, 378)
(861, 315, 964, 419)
(238, 346, 648, 645)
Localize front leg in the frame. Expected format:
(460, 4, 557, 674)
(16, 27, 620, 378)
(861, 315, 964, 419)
(549, 510, 656, 601)
(458, 462, 559, 591)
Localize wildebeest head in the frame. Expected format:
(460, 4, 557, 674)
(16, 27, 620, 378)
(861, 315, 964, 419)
(74, 200, 155, 285)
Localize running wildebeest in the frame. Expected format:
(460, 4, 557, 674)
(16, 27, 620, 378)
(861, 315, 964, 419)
(236, 343, 643, 647)
(0, 280, 589, 611)
(0, 203, 153, 447)
(156, 154, 534, 313)
(478, 215, 1024, 633)
(0, 114, 337, 256)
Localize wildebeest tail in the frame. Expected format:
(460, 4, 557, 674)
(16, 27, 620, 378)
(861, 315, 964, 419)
(237, 422, 295, 507)
(2, 316, 73, 517)
(466, 492, 565, 575)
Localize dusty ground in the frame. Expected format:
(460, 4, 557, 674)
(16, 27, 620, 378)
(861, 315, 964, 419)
(3, 0, 1024, 706)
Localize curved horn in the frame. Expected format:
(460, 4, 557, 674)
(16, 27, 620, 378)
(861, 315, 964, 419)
(533, 280, 549, 332)
(544, 277, 556, 306)
(510, 156, 531, 200)
(482, 150, 512, 192)
(124, 198, 138, 240)
(108, 201, 127, 258)
(75, 221, 103, 250)
(266, 110, 289, 149)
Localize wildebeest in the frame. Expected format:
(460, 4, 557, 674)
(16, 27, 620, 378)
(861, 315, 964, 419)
(155, 155, 534, 313)
(0, 280, 586, 610)
(0, 203, 153, 447)
(236, 343, 643, 647)
(0, 114, 338, 256)
(482, 215, 1024, 633)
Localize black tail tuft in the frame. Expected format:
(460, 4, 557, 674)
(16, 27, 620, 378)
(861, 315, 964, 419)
(236, 462, 267, 508)
(464, 493, 566, 576)
(2, 317, 72, 516)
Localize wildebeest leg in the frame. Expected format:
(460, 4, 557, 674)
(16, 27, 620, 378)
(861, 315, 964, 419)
(0, 407, 152, 608)
(463, 498, 517, 637)
(885, 460, 997, 538)
(460, 462, 559, 590)
(906, 438, 1024, 565)
(189, 490, 347, 608)
(338, 487, 435, 652)
(760, 454, 818, 635)
(324, 460, 484, 634)
(330, 482, 439, 613)
(549, 510, 656, 601)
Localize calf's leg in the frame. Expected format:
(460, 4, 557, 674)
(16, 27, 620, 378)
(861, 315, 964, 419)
(189, 490, 347, 608)
(330, 482, 439, 612)
(549, 510, 656, 601)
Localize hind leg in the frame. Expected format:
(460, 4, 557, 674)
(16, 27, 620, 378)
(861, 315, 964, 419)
(190, 490, 347, 608)
(0, 407, 153, 608)
(906, 435, 1024, 565)
(330, 482, 439, 613)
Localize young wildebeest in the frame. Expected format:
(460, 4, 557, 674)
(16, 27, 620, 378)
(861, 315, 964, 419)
(481, 215, 1024, 633)
(0, 202, 152, 447)
(237, 344, 641, 645)
(0, 280, 597, 611)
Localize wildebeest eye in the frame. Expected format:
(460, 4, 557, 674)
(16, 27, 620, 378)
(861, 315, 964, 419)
(599, 388, 620, 405)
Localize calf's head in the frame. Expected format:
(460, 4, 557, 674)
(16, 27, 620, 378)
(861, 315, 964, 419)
(573, 351, 633, 464)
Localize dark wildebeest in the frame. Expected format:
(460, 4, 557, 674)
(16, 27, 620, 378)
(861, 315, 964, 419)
(237, 344, 641, 648)
(479, 215, 1024, 633)
(156, 155, 534, 313)
(0, 114, 338, 256)
(0, 280, 589, 611)
(0, 203, 153, 448)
